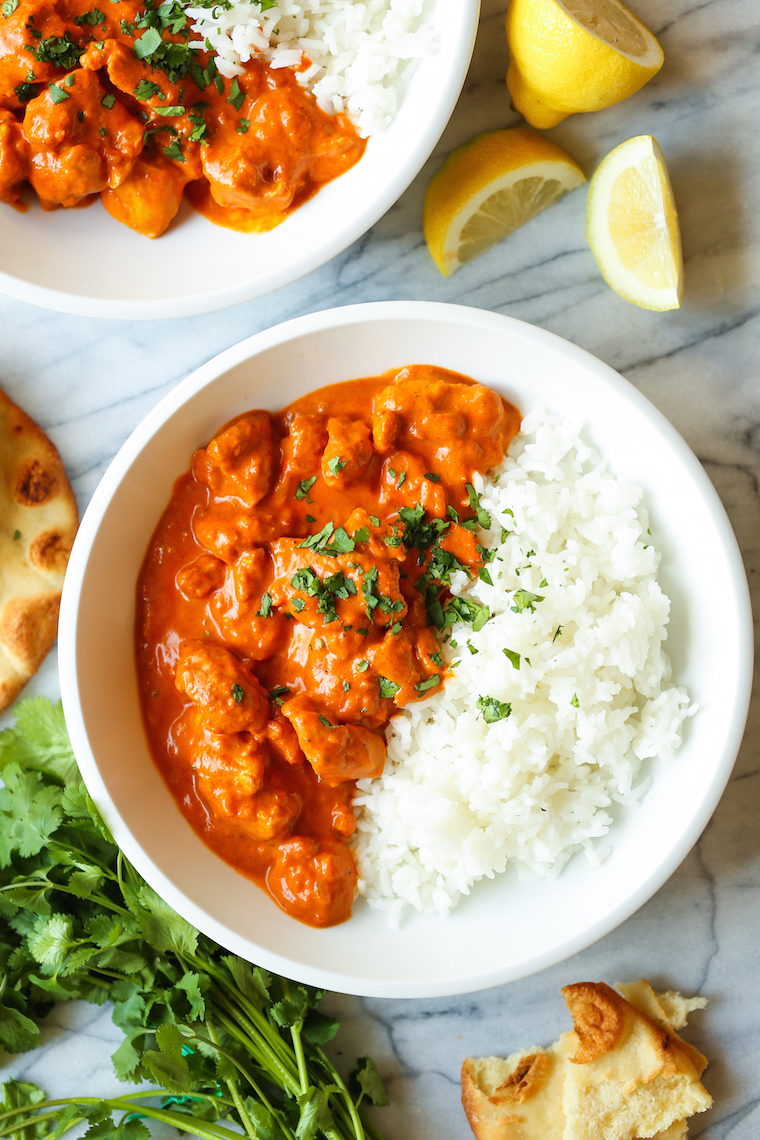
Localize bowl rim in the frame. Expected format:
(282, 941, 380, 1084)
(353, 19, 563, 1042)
(59, 301, 754, 997)
(0, 2, 481, 320)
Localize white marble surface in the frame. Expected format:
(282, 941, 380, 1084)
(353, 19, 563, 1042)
(1, 0, 759, 1136)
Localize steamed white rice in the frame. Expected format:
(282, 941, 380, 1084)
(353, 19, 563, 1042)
(182, 0, 436, 136)
(351, 412, 695, 926)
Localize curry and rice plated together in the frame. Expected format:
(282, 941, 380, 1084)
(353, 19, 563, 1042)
(136, 366, 693, 928)
(0, 0, 433, 236)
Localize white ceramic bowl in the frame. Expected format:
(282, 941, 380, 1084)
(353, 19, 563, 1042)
(59, 302, 752, 998)
(0, 2, 479, 319)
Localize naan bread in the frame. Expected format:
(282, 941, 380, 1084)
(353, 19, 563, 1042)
(561, 982, 711, 1140)
(0, 387, 78, 711)
(461, 981, 711, 1140)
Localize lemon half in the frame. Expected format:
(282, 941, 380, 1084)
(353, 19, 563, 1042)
(424, 127, 586, 277)
(506, 0, 664, 129)
(587, 135, 682, 311)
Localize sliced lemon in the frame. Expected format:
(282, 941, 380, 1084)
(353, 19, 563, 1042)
(506, 0, 664, 129)
(424, 127, 586, 277)
(587, 135, 682, 311)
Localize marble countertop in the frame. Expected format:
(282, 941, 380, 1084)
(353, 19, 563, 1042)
(1, 0, 759, 1136)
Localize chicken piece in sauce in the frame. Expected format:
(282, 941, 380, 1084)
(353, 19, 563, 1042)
(175, 640, 268, 734)
(281, 694, 386, 786)
(24, 70, 144, 208)
(137, 366, 521, 928)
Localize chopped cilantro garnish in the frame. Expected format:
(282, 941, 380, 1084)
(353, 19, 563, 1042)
(539, 577, 548, 588)
(133, 79, 164, 100)
(133, 26, 162, 58)
(356, 660, 369, 672)
(1, 0, 18, 16)
(257, 592, 272, 618)
(503, 648, 520, 670)
(305, 514, 315, 523)
(477, 695, 512, 723)
(353, 526, 370, 544)
(552, 625, 563, 642)
(270, 685, 288, 706)
(154, 104, 184, 116)
(298, 521, 355, 556)
(101, 92, 115, 108)
(511, 589, 544, 614)
(389, 622, 402, 635)
(12, 530, 21, 540)
(571, 693, 579, 708)
(479, 566, 493, 586)
(31, 32, 80, 69)
(388, 468, 396, 479)
(343, 681, 349, 692)
(14, 81, 36, 102)
(378, 676, 400, 699)
(465, 482, 491, 530)
(424, 472, 441, 483)
(291, 597, 305, 612)
(396, 471, 406, 489)
(295, 475, 316, 500)
(236, 118, 249, 134)
(500, 527, 509, 543)
(227, 76, 244, 110)
(47, 82, 69, 103)
(98, 126, 106, 136)
(414, 674, 440, 694)
(74, 6, 105, 24)
(326, 456, 347, 477)
(163, 138, 184, 162)
(318, 714, 335, 729)
(369, 515, 380, 526)
(231, 683, 244, 704)
(357, 626, 369, 636)
(447, 505, 460, 523)
(430, 651, 443, 668)
(466, 640, 478, 655)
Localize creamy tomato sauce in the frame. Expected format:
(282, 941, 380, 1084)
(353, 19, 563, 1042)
(136, 366, 520, 926)
(0, 0, 364, 236)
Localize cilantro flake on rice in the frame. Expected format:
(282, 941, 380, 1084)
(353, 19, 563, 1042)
(180, 0, 437, 136)
(351, 412, 697, 927)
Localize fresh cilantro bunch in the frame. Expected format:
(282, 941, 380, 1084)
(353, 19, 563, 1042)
(0, 699, 388, 1140)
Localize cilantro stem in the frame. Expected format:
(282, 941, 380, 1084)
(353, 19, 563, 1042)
(291, 1020, 309, 1094)
(316, 1047, 365, 1140)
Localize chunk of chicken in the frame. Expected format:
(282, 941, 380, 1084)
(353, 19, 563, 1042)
(0, 109, 28, 204)
(176, 553, 227, 599)
(192, 730, 268, 814)
(321, 416, 374, 489)
(102, 152, 189, 238)
(23, 69, 144, 207)
(195, 412, 279, 508)
(366, 627, 442, 707)
(267, 835, 356, 927)
(281, 694, 385, 786)
(374, 364, 521, 485)
(175, 640, 268, 734)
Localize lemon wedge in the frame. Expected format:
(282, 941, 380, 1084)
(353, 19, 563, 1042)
(506, 0, 664, 129)
(587, 135, 682, 311)
(424, 127, 586, 277)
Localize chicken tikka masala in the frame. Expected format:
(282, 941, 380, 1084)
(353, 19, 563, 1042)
(136, 366, 521, 926)
(0, 0, 364, 235)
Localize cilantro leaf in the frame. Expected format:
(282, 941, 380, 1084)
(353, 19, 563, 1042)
(378, 677, 400, 700)
(511, 589, 544, 614)
(477, 695, 512, 724)
(503, 648, 520, 670)
(295, 475, 316, 500)
(351, 1056, 390, 1107)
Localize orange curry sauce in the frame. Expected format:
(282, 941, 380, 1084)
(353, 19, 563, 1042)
(0, 0, 364, 236)
(136, 366, 521, 926)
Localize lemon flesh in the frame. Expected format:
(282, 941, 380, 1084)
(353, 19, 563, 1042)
(424, 128, 586, 277)
(506, 0, 664, 129)
(587, 135, 683, 311)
